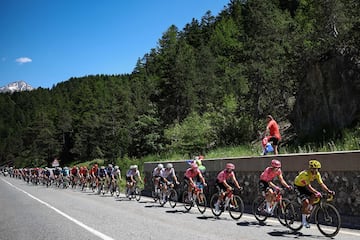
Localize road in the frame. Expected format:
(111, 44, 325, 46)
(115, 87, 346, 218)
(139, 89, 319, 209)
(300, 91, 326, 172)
(1, 176, 360, 240)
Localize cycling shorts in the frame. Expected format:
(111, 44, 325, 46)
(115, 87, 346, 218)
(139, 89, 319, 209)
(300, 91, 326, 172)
(295, 185, 313, 201)
(259, 180, 270, 195)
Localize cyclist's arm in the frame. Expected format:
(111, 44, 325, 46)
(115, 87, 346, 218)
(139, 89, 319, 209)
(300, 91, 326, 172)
(278, 174, 290, 189)
(305, 183, 318, 194)
(230, 175, 241, 189)
(320, 182, 332, 194)
(198, 172, 206, 185)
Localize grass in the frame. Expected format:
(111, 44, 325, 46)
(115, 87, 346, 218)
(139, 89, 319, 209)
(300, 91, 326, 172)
(69, 127, 360, 169)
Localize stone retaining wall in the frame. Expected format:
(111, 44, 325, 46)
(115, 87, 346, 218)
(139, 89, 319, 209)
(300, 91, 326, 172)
(143, 151, 360, 228)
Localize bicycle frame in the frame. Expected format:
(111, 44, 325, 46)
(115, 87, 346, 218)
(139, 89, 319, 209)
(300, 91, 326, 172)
(285, 193, 341, 237)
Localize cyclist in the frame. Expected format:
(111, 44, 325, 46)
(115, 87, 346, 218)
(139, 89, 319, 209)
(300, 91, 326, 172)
(294, 159, 335, 228)
(90, 163, 99, 188)
(152, 163, 164, 194)
(160, 163, 180, 195)
(111, 166, 121, 192)
(259, 159, 292, 214)
(184, 163, 207, 201)
(126, 165, 142, 196)
(214, 163, 242, 210)
(105, 164, 114, 191)
(70, 166, 79, 186)
(97, 166, 107, 193)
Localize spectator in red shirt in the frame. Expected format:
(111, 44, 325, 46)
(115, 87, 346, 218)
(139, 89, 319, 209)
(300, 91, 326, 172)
(265, 115, 281, 155)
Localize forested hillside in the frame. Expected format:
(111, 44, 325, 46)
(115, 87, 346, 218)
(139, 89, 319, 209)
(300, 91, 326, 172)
(1, 0, 359, 167)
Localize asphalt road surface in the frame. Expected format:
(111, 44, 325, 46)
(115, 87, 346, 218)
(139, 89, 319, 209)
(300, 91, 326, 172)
(1, 176, 360, 240)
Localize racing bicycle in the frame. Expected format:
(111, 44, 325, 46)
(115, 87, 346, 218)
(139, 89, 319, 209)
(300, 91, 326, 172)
(210, 187, 244, 220)
(284, 192, 341, 237)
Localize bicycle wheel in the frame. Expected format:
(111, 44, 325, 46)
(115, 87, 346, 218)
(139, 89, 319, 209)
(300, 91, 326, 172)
(275, 198, 291, 226)
(159, 190, 166, 206)
(315, 203, 341, 237)
(97, 183, 103, 195)
(252, 196, 268, 223)
(284, 201, 303, 232)
(210, 193, 223, 217)
(134, 187, 141, 201)
(196, 193, 207, 214)
(229, 195, 244, 220)
(182, 191, 193, 212)
(168, 189, 178, 208)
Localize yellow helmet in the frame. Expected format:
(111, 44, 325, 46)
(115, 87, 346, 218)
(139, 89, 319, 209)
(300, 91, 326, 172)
(309, 159, 321, 169)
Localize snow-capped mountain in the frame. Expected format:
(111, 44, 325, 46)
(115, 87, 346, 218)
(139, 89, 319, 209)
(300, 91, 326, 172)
(0, 81, 34, 93)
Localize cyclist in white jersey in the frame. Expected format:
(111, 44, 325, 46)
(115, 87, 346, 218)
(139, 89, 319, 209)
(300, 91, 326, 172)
(126, 165, 142, 196)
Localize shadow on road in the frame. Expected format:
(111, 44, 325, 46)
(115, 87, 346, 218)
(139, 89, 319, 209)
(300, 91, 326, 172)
(237, 220, 267, 227)
(267, 230, 314, 238)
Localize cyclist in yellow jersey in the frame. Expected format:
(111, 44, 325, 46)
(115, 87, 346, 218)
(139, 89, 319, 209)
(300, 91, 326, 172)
(294, 159, 335, 228)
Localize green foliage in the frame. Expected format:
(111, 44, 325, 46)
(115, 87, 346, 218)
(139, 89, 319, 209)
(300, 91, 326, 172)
(164, 112, 216, 157)
(0, 0, 359, 167)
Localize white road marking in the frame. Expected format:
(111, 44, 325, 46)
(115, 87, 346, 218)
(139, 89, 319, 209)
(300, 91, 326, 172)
(1, 178, 114, 240)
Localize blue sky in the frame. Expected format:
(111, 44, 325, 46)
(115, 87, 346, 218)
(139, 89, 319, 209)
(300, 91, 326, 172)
(0, 0, 229, 89)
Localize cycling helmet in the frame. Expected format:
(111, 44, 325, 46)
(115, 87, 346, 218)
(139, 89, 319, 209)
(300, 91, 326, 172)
(226, 163, 235, 170)
(309, 159, 321, 169)
(191, 163, 198, 170)
(157, 163, 164, 169)
(271, 159, 281, 168)
(100, 166, 105, 169)
(166, 163, 173, 169)
(114, 166, 119, 170)
(131, 165, 138, 170)
(108, 164, 113, 168)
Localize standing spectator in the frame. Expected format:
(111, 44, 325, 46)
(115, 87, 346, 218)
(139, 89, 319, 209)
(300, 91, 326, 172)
(265, 115, 281, 155)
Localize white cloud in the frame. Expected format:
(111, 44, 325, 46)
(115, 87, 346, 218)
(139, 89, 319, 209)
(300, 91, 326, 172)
(16, 57, 32, 64)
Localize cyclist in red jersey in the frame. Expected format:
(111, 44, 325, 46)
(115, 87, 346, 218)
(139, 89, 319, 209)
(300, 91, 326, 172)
(259, 159, 291, 214)
(265, 115, 281, 155)
(184, 163, 207, 200)
(215, 163, 242, 209)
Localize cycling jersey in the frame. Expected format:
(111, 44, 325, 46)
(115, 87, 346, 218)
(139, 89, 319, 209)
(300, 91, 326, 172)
(71, 168, 78, 175)
(98, 168, 106, 178)
(260, 167, 282, 182)
(216, 170, 235, 183)
(90, 167, 98, 176)
(294, 170, 323, 187)
(152, 167, 162, 177)
(54, 169, 60, 176)
(184, 168, 201, 179)
(126, 169, 140, 178)
(62, 169, 69, 177)
(112, 169, 121, 179)
(106, 167, 113, 176)
(161, 168, 175, 180)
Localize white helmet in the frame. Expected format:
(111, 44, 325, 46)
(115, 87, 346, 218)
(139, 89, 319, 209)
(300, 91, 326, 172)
(114, 166, 119, 170)
(157, 163, 164, 169)
(166, 163, 173, 169)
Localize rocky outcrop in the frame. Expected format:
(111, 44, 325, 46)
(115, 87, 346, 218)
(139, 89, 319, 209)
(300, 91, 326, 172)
(291, 52, 360, 140)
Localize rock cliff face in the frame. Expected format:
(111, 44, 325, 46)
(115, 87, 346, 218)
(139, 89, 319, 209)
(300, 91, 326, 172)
(291, 52, 360, 140)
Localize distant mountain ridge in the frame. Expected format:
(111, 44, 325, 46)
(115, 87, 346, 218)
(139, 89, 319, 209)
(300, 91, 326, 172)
(0, 81, 34, 93)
